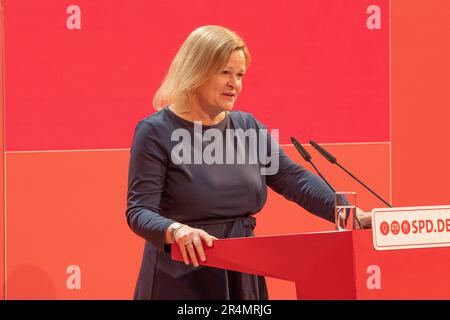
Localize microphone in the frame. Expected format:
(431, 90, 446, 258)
(290, 137, 335, 193)
(309, 140, 392, 208)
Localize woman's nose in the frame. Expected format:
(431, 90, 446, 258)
(227, 76, 238, 88)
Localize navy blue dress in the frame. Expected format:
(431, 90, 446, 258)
(126, 107, 335, 299)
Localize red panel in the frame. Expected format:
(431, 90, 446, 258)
(265, 277, 297, 300)
(5, 0, 388, 151)
(6, 151, 140, 299)
(391, 0, 450, 207)
(353, 230, 450, 299)
(172, 230, 358, 299)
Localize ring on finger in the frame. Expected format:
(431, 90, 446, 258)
(184, 241, 193, 246)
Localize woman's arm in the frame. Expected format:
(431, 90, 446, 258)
(266, 147, 336, 223)
(252, 115, 335, 222)
(126, 119, 218, 262)
(126, 120, 176, 251)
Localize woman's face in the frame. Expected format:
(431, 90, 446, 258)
(195, 49, 246, 113)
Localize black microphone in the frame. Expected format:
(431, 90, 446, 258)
(290, 137, 335, 193)
(310, 140, 392, 208)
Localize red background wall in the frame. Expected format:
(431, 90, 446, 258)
(1, 0, 448, 299)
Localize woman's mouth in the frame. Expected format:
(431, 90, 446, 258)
(222, 93, 236, 99)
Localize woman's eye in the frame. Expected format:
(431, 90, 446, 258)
(220, 71, 244, 79)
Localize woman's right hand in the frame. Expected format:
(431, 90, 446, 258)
(174, 225, 218, 267)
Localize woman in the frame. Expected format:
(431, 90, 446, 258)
(126, 25, 367, 300)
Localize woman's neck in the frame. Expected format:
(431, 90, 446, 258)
(169, 104, 227, 126)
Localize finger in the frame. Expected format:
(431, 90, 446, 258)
(338, 210, 346, 230)
(185, 242, 199, 267)
(356, 217, 363, 229)
(193, 237, 206, 262)
(178, 242, 190, 265)
(360, 213, 372, 229)
(199, 231, 214, 247)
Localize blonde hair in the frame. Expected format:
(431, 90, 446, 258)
(153, 25, 251, 112)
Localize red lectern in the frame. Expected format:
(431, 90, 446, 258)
(172, 229, 450, 299)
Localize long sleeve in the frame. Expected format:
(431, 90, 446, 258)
(255, 119, 335, 223)
(126, 120, 175, 250)
(266, 147, 335, 222)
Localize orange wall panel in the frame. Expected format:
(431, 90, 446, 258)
(391, 0, 450, 206)
(6, 151, 140, 299)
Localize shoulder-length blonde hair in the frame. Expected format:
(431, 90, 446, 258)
(153, 25, 251, 112)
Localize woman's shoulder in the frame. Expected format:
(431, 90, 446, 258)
(140, 108, 171, 126)
(135, 108, 175, 132)
(130, 109, 178, 146)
